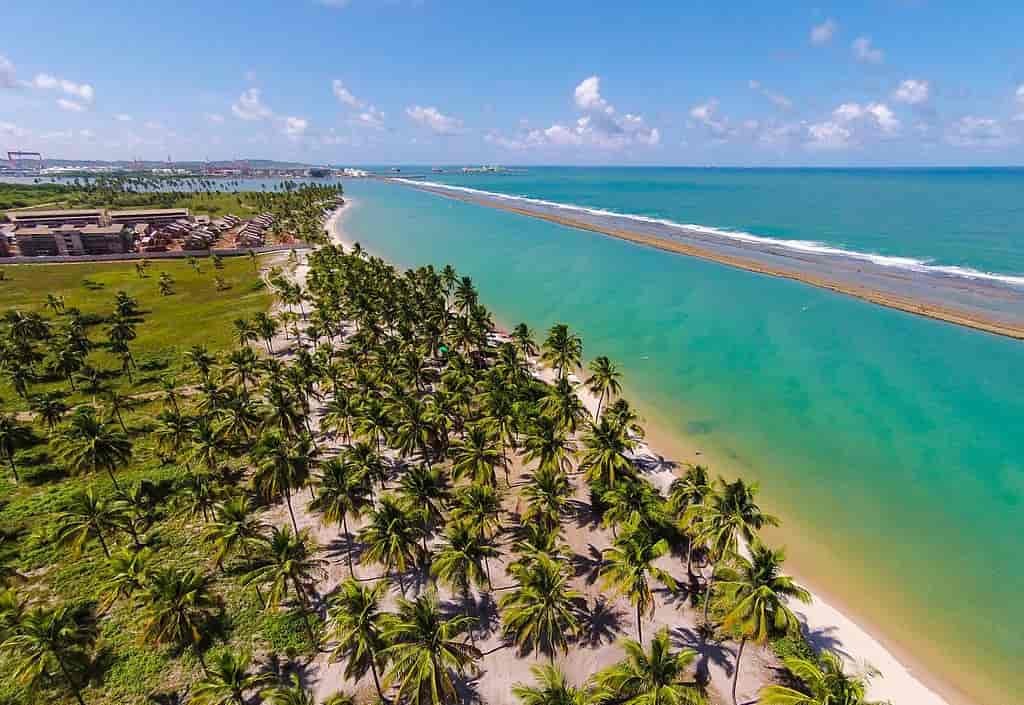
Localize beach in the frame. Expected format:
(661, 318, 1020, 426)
(317, 198, 966, 705)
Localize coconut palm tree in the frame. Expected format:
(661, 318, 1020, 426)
(359, 494, 423, 594)
(522, 415, 577, 474)
(253, 431, 315, 532)
(715, 543, 811, 705)
(245, 526, 327, 645)
(55, 487, 126, 558)
(139, 566, 218, 669)
(585, 356, 622, 419)
(539, 378, 588, 434)
(759, 650, 884, 705)
(382, 590, 481, 705)
(450, 424, 504, 487)
(29, 391, 68, 431)
(511, 323, 539, 360)
(191, 649, 273, 705)
(591, 629, 705, 705)
(600, 525, 677, 643)
(501, 551, 582, 661)
(432, 519, 497, 599)
(327, 578, 389, 700)
(685, 478, 779, 624)
(399, 463, 452, 553)
(541, 324, 582, 380)
(0, 603, 98, 705)
(0, 414, 32, 484)
(451, 482, 503, 542)
(310, 457, 372, 577)
(202, 495, 269, 571)
(513, 664, 588, 705)
(579, 417, 636, 488)
(53, 407, 133, 491)
(520, 465, 573, 535)
(101, 547, 153, 610)
(668, 465, 713, 576)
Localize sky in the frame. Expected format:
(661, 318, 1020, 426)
(2, 0, 1024, 166)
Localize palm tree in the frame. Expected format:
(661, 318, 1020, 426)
(53, 407, 133, 491)
(511, 322, 539, 360)
(541, 324, 582, 379)
(715, 543, 811, 705)
(327, 578, 389, 700)
(202, 495, 268, 571)
(139, 567, 218, 668)
(101, 547, 153, 610)
(513, 664, 587, 705)
(579, 417, 636, 487)
(522, 415, 576, 474)
(245, 526, 327, 646)
(586, 356, 622, 419)
(309, 458, 371, 577)
(668, 465, 712, 576)
(359, 494, 423, 594)
(399, 463, 452, 552)
(539, 377, 587, 433)
(759, 650, 884, 705)
(254, 311, 280, 354)
(591, 629, 705, 705)
(0, 414, 32, 484)
(500, 552, 582, 661)
(262, 673, 316, 705)
(55, 487, 125, 558)
(29, 391, 68, 431)
(450, 424, 503, 487)
(0, 603, 98, 705)
(253, 431, 315, 532)
(382, 590, 481, 705)
(600, 526, 677, 643)
(191, 650, 273, 705)
(685, 478, 779, 624)
(520, 465, 573, 535)
(432, 519, 497, 598)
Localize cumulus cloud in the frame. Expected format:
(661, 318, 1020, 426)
(1015, 85, 1024, 121)
(406, 105, 463, 135)
(0, 121, 27, 138)
(946, 116, 1010, 147)
(283, 116, 309, 138)
(832, 101, 900, 134)
(893, 79, 930, 105)
(852, 37, 883, 64)
(333, 79, 385, 129)
(489, 76, 659, 151)
(57, 98, 85, 113)
(33, 73, 94, 102)
(332, 79, 363, 108)
(114, 113, 133, 122)
(689, 99, 730, 136)
(206, 113, 225, 123)
(0, 55, 16, 88)
(748, 80, 793, 109)
(811, 19, 837, 45)
(232, 88, 273, 120)
(806, 122, 853, 150)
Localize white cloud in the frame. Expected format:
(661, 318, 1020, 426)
(283, 116, 309, 138)
(57, 98, 84, 112)
(232, 88, 273, 120)
(946, 116, 1010, 147)
(114, 113, 133, 122)
(406, 105, 463, 135)
(0, 55, 16, 88)
(811, 19, 837, 45)
(689, 99, 730, 136)
(353, 110, 384, 129)
(748, 80, 793, 109)
(33, 73, 94, 102)
(833, 102, 900, 134)
(806, 121, 853, 150)
(79, 129, 95, 140)
(144, 120, 163, 130)
(852, 37, 884, 64)
(0, 121, 27, 138)
(1014, 85, 1024, 121)
(333, 79, 385, 128)
(574, 76, 611, 113)
(206, 113, 225, 123)
(332, 79, 363, 108)
(893, 79, 930, 105)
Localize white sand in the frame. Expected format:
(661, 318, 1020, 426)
(259, 204, 961, 705)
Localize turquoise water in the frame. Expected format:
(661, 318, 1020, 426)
(341, 177, 1024, 705)
(414, 167, 1024, 279)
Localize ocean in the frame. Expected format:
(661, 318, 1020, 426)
(338, 170, 1024, 705)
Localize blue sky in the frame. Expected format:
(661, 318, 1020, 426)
(2, 0, 1024, 165)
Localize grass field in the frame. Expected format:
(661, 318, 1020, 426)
(0, 255, 275, 410)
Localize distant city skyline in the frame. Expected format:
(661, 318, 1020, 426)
(3, 0, 1024, 166)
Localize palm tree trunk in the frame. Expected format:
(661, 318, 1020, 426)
(96, 528, 111, 558)
(732, 637, 747, 705)
(7, 454, 19, 484)
(55, 652, 87, 705)
(636, 603, 643, 643)
(370, 658, 385, 701)
(285, 487, 299, 533)
(104, 466, 123, 492)
(596, 390, 605, 419)
(702, 562, 717, 624)
(342, 514, 355, 577)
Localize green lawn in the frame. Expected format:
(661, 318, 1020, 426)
(0, 256, 274, 410)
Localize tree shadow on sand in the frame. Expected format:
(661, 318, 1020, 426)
(569, 544, 605, 586)
(631, 452, 678, 475)
(577, 596, 625, 649)
(671, 625, 735, 684)
(797, 616, 852, 660)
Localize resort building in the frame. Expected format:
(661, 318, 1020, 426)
(6, 208, 105, 229)
(14, 224, 133, 256)
(109, 208, 190, 228)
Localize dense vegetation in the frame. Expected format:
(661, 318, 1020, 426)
(0, 244, 882, 705)
(1, 178, 343, 244)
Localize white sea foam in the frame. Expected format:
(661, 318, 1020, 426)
(393, 178, 1024, 289)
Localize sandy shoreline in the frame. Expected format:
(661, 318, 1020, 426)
(323, 199, 968, 705)
(389, 180, 1024, 341)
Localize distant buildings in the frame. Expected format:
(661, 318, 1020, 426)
(14, 224, 132, 256)
(7, 208, 105, 229)
(110, 208, 190, 228)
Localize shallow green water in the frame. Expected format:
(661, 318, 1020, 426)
(341, 178, 1024, 705)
